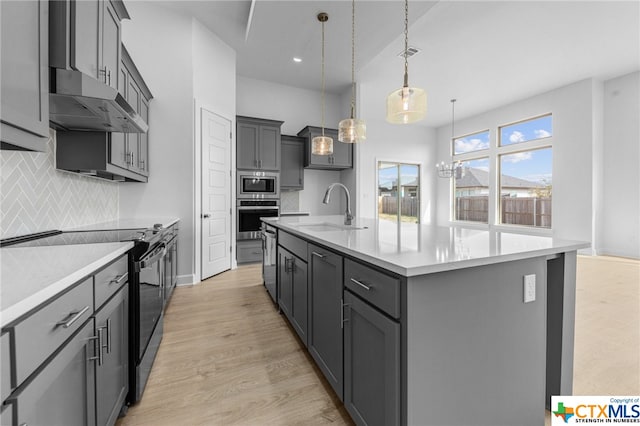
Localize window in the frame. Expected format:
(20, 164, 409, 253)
(452, 114, 553, 229)
(454, 158, 489, 223)
(378, 162, 420, 223)
(453, 130, 490, 155)
(500, 115, 552, 146)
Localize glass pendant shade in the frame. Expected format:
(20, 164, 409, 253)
(386, 86, 427, 124)
(312, 135, 333, 155)
(338, 118, 366, 143)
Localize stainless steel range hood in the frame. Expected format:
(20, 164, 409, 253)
(49, 68, 148, 133)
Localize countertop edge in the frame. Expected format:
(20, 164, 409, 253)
(1, 242, 133, 328)
(268, 219, 590, 277)
(62, 217, 180, 232)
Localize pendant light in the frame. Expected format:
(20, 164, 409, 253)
(338, 0, 366, 143)
(385, 0, 426, 124)
(312, 12, 333, 156)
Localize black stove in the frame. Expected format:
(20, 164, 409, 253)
(1, 228, 162, 250)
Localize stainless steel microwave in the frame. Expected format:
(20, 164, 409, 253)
(237, 171, 279, 199)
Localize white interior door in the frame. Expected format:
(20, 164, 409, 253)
(201, 109, 231, 279)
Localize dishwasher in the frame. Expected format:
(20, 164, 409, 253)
(261, 222, 277, 303)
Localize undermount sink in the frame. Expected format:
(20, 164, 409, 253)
(293, 222, 368, 232)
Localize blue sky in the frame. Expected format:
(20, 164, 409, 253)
(455, 115, 553, 185)
(378, 164, 420, 189)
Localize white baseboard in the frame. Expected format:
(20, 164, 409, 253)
(177, 274, 198, 286)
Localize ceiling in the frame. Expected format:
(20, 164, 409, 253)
(162, 1, 640, 127)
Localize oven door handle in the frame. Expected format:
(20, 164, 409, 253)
(237, 206, 280, 210)
(135, 244, 167, 271)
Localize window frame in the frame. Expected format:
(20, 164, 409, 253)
(450, 113, 553, 233)
(376, 160, 422, 224)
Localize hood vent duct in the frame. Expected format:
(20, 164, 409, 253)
(49, 68, 148, 133)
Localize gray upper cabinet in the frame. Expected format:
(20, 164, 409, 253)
(56, 46, 152, 183)
(308, 243, 344, 400)
(297, 126, 353, 170)
(0, 0, 49, 152)
(237, 116, 283, 171)
(49, 0, 129, 89)
(280, 135, 305, 191)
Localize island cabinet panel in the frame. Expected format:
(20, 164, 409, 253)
(405, 257, 547, 426)
(308, 243, 344, 400)
(1, 332, 10, 401)
(277, 246, 308, 345)
(344, 290, 401, 426)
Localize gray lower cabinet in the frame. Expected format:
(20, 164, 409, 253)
(11, 318, 98, 426)
(280, 135, 305, 191)
(237, 239, 263, 264)
(95, 284, 129, 426)
(344, 290, 400, 426)
(2, 253, 130, 426)
(307, 243, 344, 400)
(0, 0, 49, 152)
(297, 126, 353, 170)
(277, 247, 308, 345)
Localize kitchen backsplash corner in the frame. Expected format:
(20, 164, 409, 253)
(280, 191, 300, 213)
(1, 130, 119, 239)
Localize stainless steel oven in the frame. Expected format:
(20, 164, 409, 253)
(237, 170, 279, 199)
(237, 200, 279, 240)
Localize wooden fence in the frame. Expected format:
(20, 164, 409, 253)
(379, 196, 419, 217)
(456, 196, 552, 227)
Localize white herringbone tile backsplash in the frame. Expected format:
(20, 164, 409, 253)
(1, 130, 118, 238)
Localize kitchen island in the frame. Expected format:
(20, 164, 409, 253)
(263, 215, 589, 426)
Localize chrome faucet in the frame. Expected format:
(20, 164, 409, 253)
(323, 183, 353, 225)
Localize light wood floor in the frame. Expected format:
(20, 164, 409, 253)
(118, 256, 639, 426)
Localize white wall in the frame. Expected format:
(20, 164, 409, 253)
(354, 79, 438, 222)
(121, 3, 236, 284)
(434, 79, 598, 251)
(191, 19, 237, 278)
(601, 71, 640, 258)
(236, 76, 347, 215)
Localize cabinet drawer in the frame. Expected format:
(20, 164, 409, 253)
(94, 255, 128, 310)
(344, 259, 400, 319)
(13, 278, 94, 386)
(1, 332, 11, 401)
(278, 230, 308, 261)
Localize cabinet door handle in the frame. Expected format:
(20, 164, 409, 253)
(141, 159, 145, 170)
(110, 273, 127, 285)
(99, 66, 108, 83)
(311, 251, 325, 259)
(131, 151, 134, 167)
(350, 278, 372, 291)
(56, 306, 90, 328)
(88, 328, 103, 366)
(341, 299, 350, 329)
(108, 69, 111, 86)
(105, 318, 112, 354)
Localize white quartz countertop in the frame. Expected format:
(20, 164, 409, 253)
(1, 242, 133, 327)
(263, 215, 590, 277)
(63, 217, 180, 231)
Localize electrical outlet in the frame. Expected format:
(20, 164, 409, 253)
(524, 274, 536, 303)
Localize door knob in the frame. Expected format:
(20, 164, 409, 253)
(202, 213, 211, 218)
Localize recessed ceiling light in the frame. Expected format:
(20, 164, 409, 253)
(293, 57, 302, 63)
